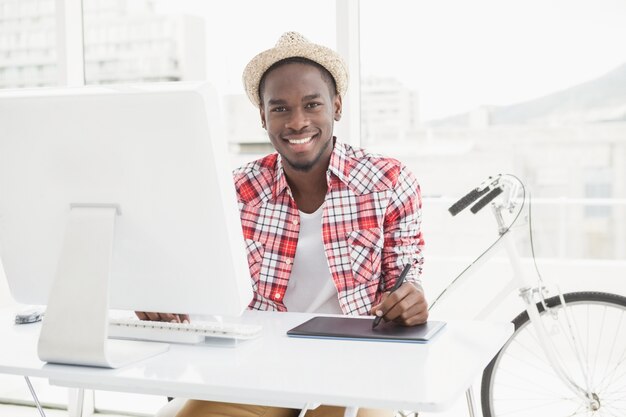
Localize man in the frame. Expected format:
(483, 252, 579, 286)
(174, 32, 427, 417)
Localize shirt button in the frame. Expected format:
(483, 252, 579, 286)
(292, 219, 299, 225)
(285, 259, 292, 265)
(274, 292, 282, 300)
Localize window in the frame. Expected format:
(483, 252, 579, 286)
(0, 0, 58, 89)
(81, 0, 337, 166)
(359, 0, 626, 260)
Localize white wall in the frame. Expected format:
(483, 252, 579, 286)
(0, 260, 16, 310)
(425, 256, 626, 322)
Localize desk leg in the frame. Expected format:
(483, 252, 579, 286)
(68, 388, 94, 417)
(24, 377, 47, 417)
(343, 407, 358, 417)
(297, 403, 320, 417)
(68, 388, 84, 417)
(465, 387, 477, 417)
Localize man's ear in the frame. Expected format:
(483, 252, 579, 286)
(260, 107, 266, 129)
(333, 95, 343, 121)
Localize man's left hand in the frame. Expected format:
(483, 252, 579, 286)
(370, 282, 428, 326)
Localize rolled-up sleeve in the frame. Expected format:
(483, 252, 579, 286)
(381, 166, 424, 291)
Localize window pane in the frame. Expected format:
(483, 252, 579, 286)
(82, 0, 336, 165)
(0, 0, 58, 89)
(83, 0, 203, 84)
(359, 0, 626, 260)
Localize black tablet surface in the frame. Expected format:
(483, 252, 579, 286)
(287, 316, 446, 343)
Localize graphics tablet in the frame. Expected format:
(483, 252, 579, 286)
(287, 316, 446, 343)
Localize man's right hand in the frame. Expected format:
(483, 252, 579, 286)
(135, 311, 190, 323)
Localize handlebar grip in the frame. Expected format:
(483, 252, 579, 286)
(470, 187, 503, 214)
(448, 187, 490, 216)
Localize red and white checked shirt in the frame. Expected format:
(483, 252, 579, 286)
(233, 141, 424, 316)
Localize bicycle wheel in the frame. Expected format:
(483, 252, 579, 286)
(481, 291, 626, 417)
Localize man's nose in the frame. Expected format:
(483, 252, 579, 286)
(285, 107, 309, 131)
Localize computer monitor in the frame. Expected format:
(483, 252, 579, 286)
(0, 83, 253, 367)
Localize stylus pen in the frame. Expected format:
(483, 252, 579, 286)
(372, 263, 412, 329)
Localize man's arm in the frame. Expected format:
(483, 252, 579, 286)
(371, 165, 427, 326)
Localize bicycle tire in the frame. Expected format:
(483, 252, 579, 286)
(481, 291, 626, 417)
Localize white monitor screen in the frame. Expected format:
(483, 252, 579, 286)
(0, 83, 253, 317)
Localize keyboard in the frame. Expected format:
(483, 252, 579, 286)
(108, 318, 263, 344)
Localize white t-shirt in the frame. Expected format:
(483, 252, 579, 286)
(282, 204, 343, 314)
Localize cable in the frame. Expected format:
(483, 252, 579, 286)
(429, 174, 526, 311)
(528, 189, 545, 283)
(527, 186, 552, 310)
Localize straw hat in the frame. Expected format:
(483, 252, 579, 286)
(242, 31, 348, 108)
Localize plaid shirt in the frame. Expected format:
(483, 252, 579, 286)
(233, 141, 424, 316)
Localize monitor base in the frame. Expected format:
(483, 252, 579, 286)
(37, 205, 169, 368)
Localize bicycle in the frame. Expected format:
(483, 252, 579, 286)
(428, 174, 626, 417)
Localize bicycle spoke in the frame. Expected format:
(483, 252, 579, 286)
(603, 398, 626, 409)
(564, 305, 592, 392)
(590, 305, 607, 388)
(597, 372, 626, 397)
(602, 388, 626, 400)
(598, 354, 626, 392)
(596, 309, 624, 391)
(565, 402, 587, 417)
(554, 303, 626, 396)
(602, 396, 626, 409)
(601, 403, 626, 417)
(484, 294, 626, 417)
(597, 409, 620, 417)
(586, 304, 591, 390)
(535, 306, 588, 387)
(557, 303, 592, 390)
(598, 364, 626, 394)
(600, 377, 626, 400)
(494, 397, 576, 401)
(495, 368, 570, 399)
(495, 397, 577, 416)
(602, 405, 626, 416)
(596, 352, 626, 394)
(493, 378, 574, 400)
(509, 326, 551, 364)
(500, 347, 557, 379)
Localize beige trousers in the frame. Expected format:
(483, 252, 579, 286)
(175, 400, 395, 417)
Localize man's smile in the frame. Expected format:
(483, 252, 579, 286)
(282, 132, 320, 150)
(287, 136, 313, 145)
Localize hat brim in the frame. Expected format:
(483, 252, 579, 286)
(242, 43, 348, 108)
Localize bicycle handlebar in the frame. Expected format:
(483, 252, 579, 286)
(448, 187, 490, 216)
(470, 186, 504, 214)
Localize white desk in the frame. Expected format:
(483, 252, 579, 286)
(0, 309, 512, 414)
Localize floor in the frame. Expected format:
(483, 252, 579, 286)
(0, 404, 121, 417)
(0, 395, 476, 417)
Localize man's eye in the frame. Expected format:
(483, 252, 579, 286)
(271, 106, 287, 112)
(306, 102, 321, 109)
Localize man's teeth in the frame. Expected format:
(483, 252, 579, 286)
(288, 136, 312, 144)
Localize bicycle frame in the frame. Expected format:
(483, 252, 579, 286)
(431, 176, 598, 409)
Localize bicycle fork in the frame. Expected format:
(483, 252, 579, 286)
(493, 207, 599, 410)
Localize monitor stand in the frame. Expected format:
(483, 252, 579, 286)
(37, 205, 169, 368)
